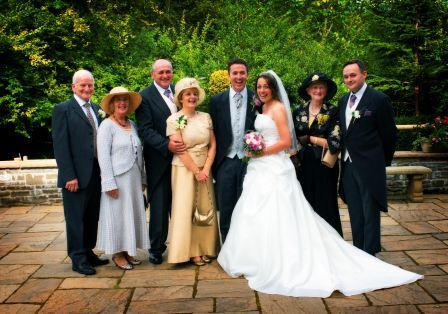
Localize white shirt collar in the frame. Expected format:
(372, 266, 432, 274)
(154, 81, 173, 95)
(229, 86, 247, 100)
(351, 83, 367, 100)
(74, 94, 90, 107)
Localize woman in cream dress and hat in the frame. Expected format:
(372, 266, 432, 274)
(96, 87, 149, 270)
(166, 78, 220, 266)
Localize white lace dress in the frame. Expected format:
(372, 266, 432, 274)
(217, 114, 422, 297)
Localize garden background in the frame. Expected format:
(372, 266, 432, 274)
(1, 0, 447, 159)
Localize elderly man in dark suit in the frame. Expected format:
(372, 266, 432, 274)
(208, 58, 256, 243)
(135, 59, 186, 264)
(52, 69, 108, 275)
(339, 59, 397, 255)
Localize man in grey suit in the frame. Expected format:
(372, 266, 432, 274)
(339, 59, 397, 255)
(52, 69, 108, 275)
(135, 59, 185, 264)
(208, 58, 256, 242)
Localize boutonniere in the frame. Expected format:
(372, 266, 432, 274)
(175, 115, 188, 130)
(352, 110, 361, 120)
(251, 96, 262, 111)
(317, 114, 330, 126)
(98, 109, 106, 119)
(298, 115, 308, 123)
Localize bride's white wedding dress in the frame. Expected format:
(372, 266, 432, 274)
(218, 114, 422, 297)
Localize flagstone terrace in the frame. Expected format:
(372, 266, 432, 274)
(0, 196, 447, 313)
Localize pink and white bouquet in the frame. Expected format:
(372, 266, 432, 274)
(242, 130, 265, 162)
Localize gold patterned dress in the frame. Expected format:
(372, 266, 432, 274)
(166, 111, 220, 263)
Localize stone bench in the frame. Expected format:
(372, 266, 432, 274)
(386, 166, 432, 202)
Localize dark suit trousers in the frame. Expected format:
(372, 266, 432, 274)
(62, 161, 101, 264)
(148, 170, 171, 255)
(215, 156, 247, 243)
(342, 161, 381, 255)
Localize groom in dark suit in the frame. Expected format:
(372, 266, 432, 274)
(209, 58, 256, 242)
(52, 69, 108, 275)
(339, 59, 397, 255)
(135, 59, 186, 264)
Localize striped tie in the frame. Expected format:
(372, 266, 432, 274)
(84, 103, 97, 158)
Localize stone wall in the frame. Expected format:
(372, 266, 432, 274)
(388, 151, 448, 198)
(0, 152, 447, 206)
(0, 159, 61, 206)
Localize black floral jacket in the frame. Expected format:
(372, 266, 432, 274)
(293, 101, 341, 160)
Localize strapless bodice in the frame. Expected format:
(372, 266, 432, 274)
(254, 114, 279, 147)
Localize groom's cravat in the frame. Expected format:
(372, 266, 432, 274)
(233, 93, 244, 157)
(349, 94, 357, 109)
(84, 102, 97, 158)
(235, 92, 243, 109)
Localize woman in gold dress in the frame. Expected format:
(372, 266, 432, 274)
(166, 78, 220, 266)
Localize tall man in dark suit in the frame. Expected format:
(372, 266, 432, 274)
(339, 59, 397, 255)
(209, 58, 256, 242)
(52, 69, 108, 275)
(135, 59, 186, 264)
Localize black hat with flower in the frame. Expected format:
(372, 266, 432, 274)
(298, 72, 337, 101)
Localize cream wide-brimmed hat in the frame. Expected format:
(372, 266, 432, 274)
(100, 86, 142, 115)
(173, 78, 206, 108)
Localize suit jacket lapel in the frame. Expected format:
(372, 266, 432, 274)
(346, 87, 370, 135)
(244, 90, 255, 130)
(221, 90, 233, 135)
(150, 83, 172, 118)
(340, 94, 349, 134)
(70, 98, 93, 128)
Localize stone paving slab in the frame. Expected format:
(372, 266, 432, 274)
(196, 279, 254, 298)
(0, 265, 40, 284)
(418, 275, 448, 302)
(324, 293, 369, 309)
(258, 293, 327, 313)
(215, 296, 258, 312)
(120, 269, 196, 287)
(429, 220, 448, 232)
(132, 286, 193, 301)
(0, 304, 41, 313)
(0, 285, 20, 303)
(381, 235, 447, 251)
(387, 209, 446, 222)
(28, 222, 65, 233)
(418, 303, 448, 313)
(127, 298, 214, 313)
(40, 289, 131, 313)
(406, 249, 448, 265)
(0, 251, 67, 265)
(331, 304, 420, 313)
(401, 221, 443, 234)
(364, 283, 435, 305)
(6, 278, 61, 303)
(59, 277, 118, 289)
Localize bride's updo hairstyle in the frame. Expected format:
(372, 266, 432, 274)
(254, 72, 281, 113)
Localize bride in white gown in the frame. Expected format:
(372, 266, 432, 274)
(217, 70, 422, 298)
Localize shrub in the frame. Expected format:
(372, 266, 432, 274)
(208, 70, 229, 96)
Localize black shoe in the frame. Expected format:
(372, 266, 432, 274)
(89, 256, 109, 267)
(148, 253, 163, 265)
(72, 262, 96, 275)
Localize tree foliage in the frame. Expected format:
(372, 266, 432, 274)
(0, 0, 446, 158)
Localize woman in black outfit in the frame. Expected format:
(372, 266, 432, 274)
(293, 72, 342, 235)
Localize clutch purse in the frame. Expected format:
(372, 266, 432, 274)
(321, 144, 339, 168)
(192, 181, 215, 227)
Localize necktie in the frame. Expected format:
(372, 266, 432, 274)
(234, 93, 243, 155)
(164, 89, 173, 102)
(84, 102, 97, 158)
(349, 94, 357, 109)
(234, 93, 242, 109)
